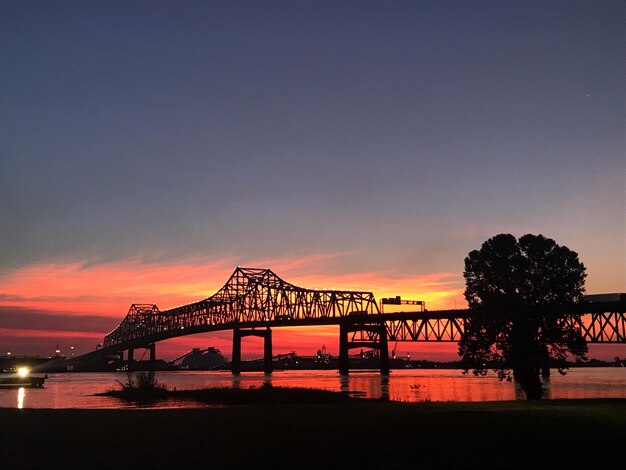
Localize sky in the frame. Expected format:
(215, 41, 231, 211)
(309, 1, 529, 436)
(1, 1, 624, 361)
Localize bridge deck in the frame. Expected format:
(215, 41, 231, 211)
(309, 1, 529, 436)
(72, 268, 625, 361)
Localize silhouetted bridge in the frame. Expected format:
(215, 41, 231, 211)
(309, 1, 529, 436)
(77, 267, 626, 374)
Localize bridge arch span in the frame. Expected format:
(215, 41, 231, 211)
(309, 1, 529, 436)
(102, 267, 379, 352)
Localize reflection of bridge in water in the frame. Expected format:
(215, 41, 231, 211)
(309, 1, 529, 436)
(77, 267, 626, 374)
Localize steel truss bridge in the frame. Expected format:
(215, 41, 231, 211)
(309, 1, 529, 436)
(80, 267, 626, 374)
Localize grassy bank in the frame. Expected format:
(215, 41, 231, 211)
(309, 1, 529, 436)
(1, 398, 625, 469)
(96, 383, 363, 405)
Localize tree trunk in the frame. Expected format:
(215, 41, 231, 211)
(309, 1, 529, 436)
(511, 317, 544, 399)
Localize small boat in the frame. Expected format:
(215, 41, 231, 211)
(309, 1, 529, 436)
(0, 367, 47, 388)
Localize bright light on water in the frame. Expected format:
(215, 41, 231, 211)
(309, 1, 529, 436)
(17, 387, 25, 409)
(17, 367, 29, 378)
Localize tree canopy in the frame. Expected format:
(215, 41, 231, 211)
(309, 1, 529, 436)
(459, 233, 588, 398)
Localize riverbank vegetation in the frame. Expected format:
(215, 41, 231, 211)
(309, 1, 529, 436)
(99, 373, 360, 405)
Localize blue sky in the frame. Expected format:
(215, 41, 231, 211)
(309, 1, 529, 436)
(1, 1, 624, 357)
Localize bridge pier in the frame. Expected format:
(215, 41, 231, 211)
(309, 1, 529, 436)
(149, 343, 156, 363)
(339, 322, 349, 375)
(232, 331, 242, 374)
(232, 327, 273, 375)
(264, 328, 273, 375)
(127, 348, 134, 370)
(123, 344, 156, 370)
(339, 317, 389, 376)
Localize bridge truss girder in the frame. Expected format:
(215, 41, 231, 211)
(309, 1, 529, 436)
(95, 268, 625, 367)
(381, 310, 626, 343)
(103, 267, 378, 350)
(573, 312, 626, 343)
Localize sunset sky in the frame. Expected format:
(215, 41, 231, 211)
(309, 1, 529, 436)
(1, 1, 624, 361)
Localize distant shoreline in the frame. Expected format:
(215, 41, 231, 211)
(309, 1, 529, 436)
(2, 355, 624, 373)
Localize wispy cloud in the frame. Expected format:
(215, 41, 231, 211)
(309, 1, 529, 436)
(0, 307, 118, 332)
(0, 253, 466, 314)
(0, 327, 104, 340)
(247, 251, 351, 274)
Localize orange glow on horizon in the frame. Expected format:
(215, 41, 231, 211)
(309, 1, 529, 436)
(0, 327, 103, 339)
(0, 255, 466, 315)
(0, 254, 467, 358)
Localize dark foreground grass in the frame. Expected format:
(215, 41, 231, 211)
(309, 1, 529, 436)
(1, 398, 625, 470)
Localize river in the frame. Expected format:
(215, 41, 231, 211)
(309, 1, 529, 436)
(1, 367, 624, 409)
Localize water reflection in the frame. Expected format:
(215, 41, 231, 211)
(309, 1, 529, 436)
(513, 382, 526, 401)
(510, 376, 553, 400)
(380, 375, 390, 401)
(542, 376, 552, 399)
(230, 375, 241, 389)
(17, 387, 25, 409)
(339, 375, 349, 394)
(1, 368, 624, 409)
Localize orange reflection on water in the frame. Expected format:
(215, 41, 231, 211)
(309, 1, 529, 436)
(206, 370, 520, 402)
(2, 369, 625, 409)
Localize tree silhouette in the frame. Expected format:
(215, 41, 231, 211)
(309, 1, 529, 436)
(459, 234, 588, 399)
